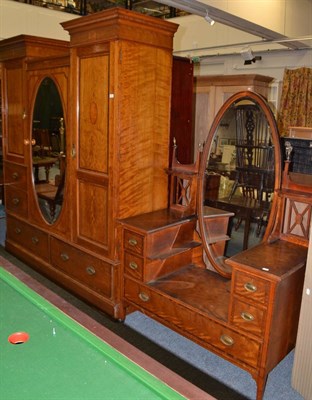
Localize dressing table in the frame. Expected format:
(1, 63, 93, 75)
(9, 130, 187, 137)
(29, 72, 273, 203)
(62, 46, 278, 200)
(120, 91, 310, 400)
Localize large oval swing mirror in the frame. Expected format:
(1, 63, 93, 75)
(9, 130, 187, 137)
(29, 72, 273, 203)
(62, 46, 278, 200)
(198, 91, 281, 278)
(32, 77, 66, 224)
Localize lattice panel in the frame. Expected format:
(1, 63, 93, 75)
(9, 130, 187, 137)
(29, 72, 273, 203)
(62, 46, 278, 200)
(174, 176, 192, 207)
(283, 198, 311, 239)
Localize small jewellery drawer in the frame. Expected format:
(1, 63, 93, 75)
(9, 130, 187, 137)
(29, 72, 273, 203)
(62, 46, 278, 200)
(231, 298, 266, 336)
(124, 252, 143, 280)
(4, 162, 27, 190)
(233, 270, 270, 305)
(6, 187, 28, 218)
(6, 216, 49, 261)
(51, 237, 112, 297)
(124, 230, 144, 255)
(124, 278, 261, 368)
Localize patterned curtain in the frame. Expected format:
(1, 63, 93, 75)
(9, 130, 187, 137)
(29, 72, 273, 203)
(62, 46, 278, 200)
(277, 67, 312, 136)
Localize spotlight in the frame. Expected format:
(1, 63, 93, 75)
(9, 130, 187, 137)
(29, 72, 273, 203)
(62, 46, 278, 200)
(240, 47, 262, 65)
(204, 10, 215, 26)
(240, 47, 254, 61)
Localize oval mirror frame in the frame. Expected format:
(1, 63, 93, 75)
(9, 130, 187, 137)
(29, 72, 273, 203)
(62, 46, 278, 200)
(31, 76, 66, 224)
(198, 91, 282, 278)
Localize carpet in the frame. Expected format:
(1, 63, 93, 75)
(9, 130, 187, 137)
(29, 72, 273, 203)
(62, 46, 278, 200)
(125, 312, 302, 400)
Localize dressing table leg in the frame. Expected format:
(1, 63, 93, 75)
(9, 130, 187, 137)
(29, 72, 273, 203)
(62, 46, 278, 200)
(256, 374, 268, 400)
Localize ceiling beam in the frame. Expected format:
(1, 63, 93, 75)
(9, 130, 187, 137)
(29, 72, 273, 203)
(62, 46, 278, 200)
(156, 0, 309, 50)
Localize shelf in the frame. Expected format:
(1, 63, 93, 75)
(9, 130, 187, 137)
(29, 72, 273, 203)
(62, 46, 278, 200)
(149, 240, 202, 260)
(206, 234, 231, 244)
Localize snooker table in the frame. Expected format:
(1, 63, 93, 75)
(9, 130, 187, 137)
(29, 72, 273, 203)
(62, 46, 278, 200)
(0, 259, 212, 400)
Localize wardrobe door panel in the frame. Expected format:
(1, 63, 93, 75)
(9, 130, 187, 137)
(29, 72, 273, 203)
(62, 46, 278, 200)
(6, 64, 25, 159)
(75, 48, 110, 255)
(77, 180, 109, 249)
(79, 54, 109, 173)
(117, 42, 171, 217)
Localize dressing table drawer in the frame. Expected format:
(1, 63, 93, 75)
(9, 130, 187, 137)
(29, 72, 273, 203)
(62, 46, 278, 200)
(6, 216, 49, 262)
(51, 238, 112, 297)
(124, 252, 143, 280)
(124, 278, 261, 368)
(233, 270, 270, 305)
(124, 230, 144, 255)
(231, 298, 266, 336)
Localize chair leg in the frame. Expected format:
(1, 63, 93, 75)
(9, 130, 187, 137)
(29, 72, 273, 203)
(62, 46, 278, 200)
(234, 217, 242, 231)
(228, 180, 238, 200)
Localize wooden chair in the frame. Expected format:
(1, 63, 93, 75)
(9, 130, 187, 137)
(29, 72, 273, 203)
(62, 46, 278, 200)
(226, 104, 274, 237)
(229, 105, 275, 202)
(36, 171, 65, 222)
(32, 128, 53, 157)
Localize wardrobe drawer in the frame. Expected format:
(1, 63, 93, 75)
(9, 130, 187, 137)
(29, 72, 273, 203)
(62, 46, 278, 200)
(51, 237, 112, 297)
(4, 162, 27, 190)
(125, 279, 261, 368)
(124, 252, 143, 280)
(6, 187, 28, 218)
(124, 230, 144, 255)
(233, 270, 270, 305)
(231, 298, 266, 336)
(6, 216, 49, 261)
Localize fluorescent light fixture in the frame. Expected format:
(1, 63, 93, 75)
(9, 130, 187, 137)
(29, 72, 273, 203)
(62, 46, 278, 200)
(204, 10, 215, 26)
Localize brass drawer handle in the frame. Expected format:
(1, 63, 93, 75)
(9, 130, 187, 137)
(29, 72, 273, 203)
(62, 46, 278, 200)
(128, 238, 138, 246)
(60, 253, 69, 261)
(31, 236, 39, 245)
(12, 172, 19, 180)
(129, 261, 138, 270)
(241, 312, 255, 322)
(244, 282, 257, 293)
(86, 266, 96, 275)
(220, 334, 234, 346)
(14, 227, 21, 234)
(138, 292, 150, 302)
(12, 198, 20, 206)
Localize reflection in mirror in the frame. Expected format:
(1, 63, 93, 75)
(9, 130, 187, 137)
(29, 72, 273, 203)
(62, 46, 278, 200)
(198, 91, 281, 278)
(32, 77, 66, 224)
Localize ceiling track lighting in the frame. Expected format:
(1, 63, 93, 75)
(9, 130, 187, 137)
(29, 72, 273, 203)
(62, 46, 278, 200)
(204, 10, 215, 26)
(240, 47, 262, 65)
(156, 0, 309, 50)
(243, 56, 262, 65)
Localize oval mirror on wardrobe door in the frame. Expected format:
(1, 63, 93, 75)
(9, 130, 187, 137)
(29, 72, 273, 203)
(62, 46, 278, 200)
(32, 77, 66, 224)
(198, 91, 282, 278)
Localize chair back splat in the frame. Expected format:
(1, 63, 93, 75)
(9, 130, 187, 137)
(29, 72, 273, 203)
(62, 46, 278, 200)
(229, 105, 274, 203)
